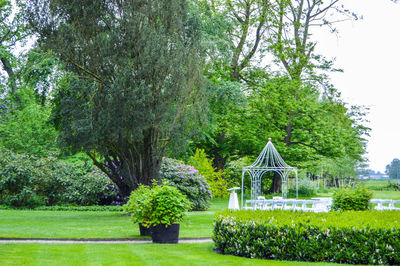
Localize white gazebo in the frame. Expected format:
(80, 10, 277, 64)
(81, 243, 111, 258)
(241, 138, 298, 209)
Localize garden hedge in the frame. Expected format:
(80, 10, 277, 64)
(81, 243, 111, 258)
(213, 210, 400, 265)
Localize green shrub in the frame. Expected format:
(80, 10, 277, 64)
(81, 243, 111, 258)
(124, 180, 191, 227)
(331, 185, 373, 211)
(146, 180, 191, 227)
(189, 149, 230, 198)
(159, 158, 212, 211)
(288, 177, 317, 198)
(123, 184, 153, 224)
(0, 148, 119, 208)
(384, 181, 400, 191)
(213, 210, 400, 265)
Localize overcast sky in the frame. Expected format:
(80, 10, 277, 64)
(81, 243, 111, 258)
(312, 0, 400, 173)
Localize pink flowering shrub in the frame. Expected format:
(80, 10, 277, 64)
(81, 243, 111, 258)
(159, 158, 212, 211)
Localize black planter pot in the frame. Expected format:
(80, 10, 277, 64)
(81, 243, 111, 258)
(151, 224, 180, 244)
(139, 223, 152, 236)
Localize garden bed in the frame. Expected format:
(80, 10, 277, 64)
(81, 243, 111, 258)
(213, 210, 400, 265)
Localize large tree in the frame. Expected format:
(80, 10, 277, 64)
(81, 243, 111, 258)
(23, 0, 204, 197)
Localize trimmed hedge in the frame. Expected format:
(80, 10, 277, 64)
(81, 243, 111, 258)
(0, 205, 123, 211)
(213, 210, 400, 265)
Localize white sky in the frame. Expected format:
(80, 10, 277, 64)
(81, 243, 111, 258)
(313, 0, 400, 173)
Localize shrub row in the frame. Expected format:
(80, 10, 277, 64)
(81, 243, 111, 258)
(34, 205, 123, 212)
(0, 148, 119, 208)
(213, 210, 400, 265)
(0, 205, 123, 211)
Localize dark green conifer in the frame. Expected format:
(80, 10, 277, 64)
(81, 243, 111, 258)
(23, 0, 204, 197)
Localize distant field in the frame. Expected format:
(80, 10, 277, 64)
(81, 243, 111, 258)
(358, 179, 399, 190)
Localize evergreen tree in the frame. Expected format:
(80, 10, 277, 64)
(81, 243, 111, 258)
(23, 0, 204, 197)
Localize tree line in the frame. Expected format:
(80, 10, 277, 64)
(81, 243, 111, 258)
(1, 0, 369, 198)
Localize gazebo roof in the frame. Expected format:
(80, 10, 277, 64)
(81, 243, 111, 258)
(243, 138, 296, 171)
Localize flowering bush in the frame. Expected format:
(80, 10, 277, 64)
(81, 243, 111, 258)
(159, 158, 212, 211)
(0, 148, 119, 207)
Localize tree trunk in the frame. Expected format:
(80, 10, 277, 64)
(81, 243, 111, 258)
(269, 172, 282, 194)
(89, 129, 163, 200)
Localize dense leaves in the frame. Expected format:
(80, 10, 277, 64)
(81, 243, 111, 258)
(159, 158, 212, 211)
(0, 148, 119, 208)
(213, 210, 400, 264)
(331, 186, 373, 211)
(124, 181, 191, 227)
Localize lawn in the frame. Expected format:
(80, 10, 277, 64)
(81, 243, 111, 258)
(0, 198, 228, 239)
(0, 242, 342, 266)
(2, 192, 400, 265)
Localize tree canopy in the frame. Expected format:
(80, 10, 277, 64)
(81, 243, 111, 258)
(0, 0, 371, 197)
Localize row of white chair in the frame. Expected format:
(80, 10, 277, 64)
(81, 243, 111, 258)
(243, 198, 400, 212)
(244, 198, 332, 213)
(370, 199, 400, 211)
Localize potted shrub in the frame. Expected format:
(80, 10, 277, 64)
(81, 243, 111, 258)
(123, 185, 153, 236)
(145, 180, 191, 243)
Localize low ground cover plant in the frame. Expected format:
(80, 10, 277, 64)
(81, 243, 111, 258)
(213, 210, 400, 265)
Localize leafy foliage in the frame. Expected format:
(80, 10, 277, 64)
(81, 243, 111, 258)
(146, 181, 191, 227)
(0, 148, 119, 208)
(0, 89, 57, 156)
(213, 210, 400, 265)
(0, 0, 30, 95)
(331, 186, 373, 211)
(123, 184, 153, 225)
(125, 180, 191, 227)
(159, 158, 211, 211)
(189, 149, 230, 198)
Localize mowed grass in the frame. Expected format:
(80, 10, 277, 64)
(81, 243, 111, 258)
(0, 242, 342, 266)
(0, 198, 228, 239)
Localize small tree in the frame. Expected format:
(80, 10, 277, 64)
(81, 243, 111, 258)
(23, 0, 205, 197)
